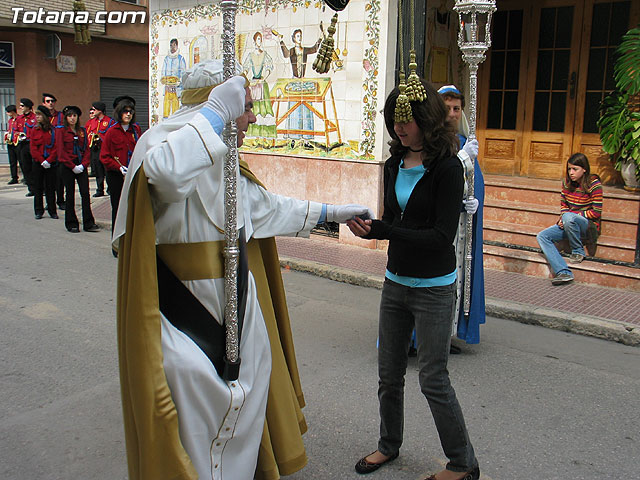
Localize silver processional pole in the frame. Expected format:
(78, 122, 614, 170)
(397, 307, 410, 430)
(221, 0, 240, 378)
(453, 0, 495, 317)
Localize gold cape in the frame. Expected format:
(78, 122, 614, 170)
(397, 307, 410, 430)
(117, 162, 307, 480)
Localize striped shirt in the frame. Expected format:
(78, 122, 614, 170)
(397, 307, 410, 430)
(560, 175, 603, 231)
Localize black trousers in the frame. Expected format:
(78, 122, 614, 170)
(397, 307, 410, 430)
(7, 144, 19, 182)
(61, 165, 95, 230)
(55, 162, 65, 207)
(16, 141, 34, 193)
(90, 145, 105, 194)
(32, 162, 58, 216)
(106, 169, 124, 227)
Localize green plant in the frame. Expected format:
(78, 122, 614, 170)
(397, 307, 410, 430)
(598, 26, 640, 180)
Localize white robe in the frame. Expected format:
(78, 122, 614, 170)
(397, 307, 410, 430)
(116, 110, 322, 480)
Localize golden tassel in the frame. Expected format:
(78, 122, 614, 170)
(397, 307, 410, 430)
(313, 14, 338, 74)
(394, 71, 413, 123)
(406, 50, 425, 102)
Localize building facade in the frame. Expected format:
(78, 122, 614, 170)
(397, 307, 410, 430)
(0, 0, 150, 163)
(147, 0, 638, 248)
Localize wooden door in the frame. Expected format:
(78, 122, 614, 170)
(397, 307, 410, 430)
(477, 0, 638, 180)
(520, 1, 583, 178)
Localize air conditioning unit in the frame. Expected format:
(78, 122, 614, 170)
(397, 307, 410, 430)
(45, 34, 61, 59)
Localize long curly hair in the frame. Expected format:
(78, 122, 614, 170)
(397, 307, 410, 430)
(383, 78, 458, 166)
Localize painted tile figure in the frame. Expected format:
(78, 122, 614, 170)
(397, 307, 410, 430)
(161, 39, 187, 118)
(243, 32, 276, 144)
(279, 28, 321, 139)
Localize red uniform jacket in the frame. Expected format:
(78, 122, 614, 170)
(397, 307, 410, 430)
(100, 122, 141, 171)
(4, 117, 15, 144)
(30, 126, 57, 164)
(13, 111, 37, 142)
(86, 115, 116, 147)
(56, 126, 91, 169)
(50, 110, 64, 127)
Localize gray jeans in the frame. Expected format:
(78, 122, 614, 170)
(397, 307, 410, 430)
(377, 278, 478, 473)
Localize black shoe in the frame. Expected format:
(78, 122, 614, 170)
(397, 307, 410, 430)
(49, 213, 59, 219)
(112, 248, 118, 258)
(84, 224, 101, 232)
(7, 179, 18, 185)
(68, 227, 80, 233)
(58, 203, 66, 210)
(93, 192, 105, 198)
(25, 192, 34, 197)
(355, 451, 399, 474)
(450, 344, 462, 355)
(35, 213, 43, 219)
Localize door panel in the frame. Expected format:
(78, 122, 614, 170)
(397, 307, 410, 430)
(521, 1, 583, 179)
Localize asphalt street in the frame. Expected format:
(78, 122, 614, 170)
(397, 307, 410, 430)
(1, 187, 639, 480)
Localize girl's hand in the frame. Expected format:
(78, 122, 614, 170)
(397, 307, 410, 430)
(557, 217, 564, 229)
(346, 216, 372, 237)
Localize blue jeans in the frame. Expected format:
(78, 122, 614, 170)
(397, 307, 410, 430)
(536, 212, 589, 276)
(377, 279, 478, 473)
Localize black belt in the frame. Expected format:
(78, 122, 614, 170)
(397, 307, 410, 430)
(157, 228, 249, 381)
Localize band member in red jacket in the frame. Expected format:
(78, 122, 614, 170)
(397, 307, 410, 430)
(43, 93, 65, 209)
(14, 98, 37, 197)
(86, 101, 115, 198)
(30, 105, 59, 220)
(100, 96, 141, 227)
(4, 105, 19, 185)
(56, 106, 100, 233)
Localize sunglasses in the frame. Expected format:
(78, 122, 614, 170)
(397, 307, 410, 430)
(44, 99, 55, 103)
(123, 109, 134, 114)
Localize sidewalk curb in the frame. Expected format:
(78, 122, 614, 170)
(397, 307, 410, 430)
(280, 256, 640, 347)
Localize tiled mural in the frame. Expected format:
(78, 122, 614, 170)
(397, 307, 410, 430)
(149, 0, 382, 160)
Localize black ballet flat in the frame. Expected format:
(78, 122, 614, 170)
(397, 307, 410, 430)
(424, 467, 479, 480)
(355, 451, 399, 474)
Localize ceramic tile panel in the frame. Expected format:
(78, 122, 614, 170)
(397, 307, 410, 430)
(149, 0, 385, 160)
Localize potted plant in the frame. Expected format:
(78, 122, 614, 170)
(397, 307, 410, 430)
(598, 26, 640, 191)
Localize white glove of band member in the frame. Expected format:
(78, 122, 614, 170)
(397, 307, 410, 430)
(72, 165, 84, 174)
(463, 198, 479, 214)
(326, 204, 375, 223)
(462, 139, 479, 160)
(205, 76, 246, 124)
(120, 165, 128, 176)
(41, 160, 51, 169)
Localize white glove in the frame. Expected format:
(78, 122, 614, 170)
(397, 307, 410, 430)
(206, 76, 247, 124)
(120, 165, 128, 176)
(72, 164, 84, 174)
(463, 198, 479, 214)
(326, 204, 375, 223)
(462, 139, 479, 160)
(41, 160, 51, 169)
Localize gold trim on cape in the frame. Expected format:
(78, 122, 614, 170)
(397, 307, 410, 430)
(117, 163, 307, 480)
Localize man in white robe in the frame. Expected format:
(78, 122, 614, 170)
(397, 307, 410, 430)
(112, 61, 373, 480)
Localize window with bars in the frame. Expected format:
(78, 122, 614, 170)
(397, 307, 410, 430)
(486, 9, 522, 130)
(582, 1, 631, 134)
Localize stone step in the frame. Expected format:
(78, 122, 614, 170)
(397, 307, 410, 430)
(485, 174, 640, 219)
(483, 220, 636, 263)
(484, 199, 638, 240)
(483, 244, 640, 291)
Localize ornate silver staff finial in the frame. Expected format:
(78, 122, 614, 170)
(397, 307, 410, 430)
(453, 0, 496, 318)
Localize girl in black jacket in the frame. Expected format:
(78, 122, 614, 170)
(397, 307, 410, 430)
(348, 80, 479, 480)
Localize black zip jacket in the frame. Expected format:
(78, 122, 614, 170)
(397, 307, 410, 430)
(364, 152, 464, 278)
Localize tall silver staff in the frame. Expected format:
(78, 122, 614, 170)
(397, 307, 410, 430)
(453, 0, 496, 317)
(220, 0, 241, 379)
